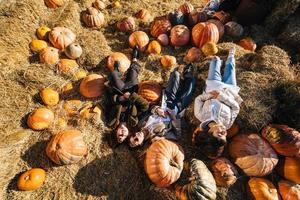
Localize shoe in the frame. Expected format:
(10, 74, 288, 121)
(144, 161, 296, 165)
(228, 47, 236, 57)
(183, 63, 194, 78)
(114, 61, 121, 72)
(132, 45, 140, 60)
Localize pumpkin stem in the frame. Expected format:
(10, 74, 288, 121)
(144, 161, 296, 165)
(169, 159, 180, 169)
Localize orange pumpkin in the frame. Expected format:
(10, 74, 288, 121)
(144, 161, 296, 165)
(138, 81, 162, 104)
(29, 39, 48, 53)
(184, 47, 201, 63)
(27, 107, 54, 130)
(170, 25, 190, 47)
(44, 0, 64, 8)
(150, 17, 172, 38)
(107, 52, 131, 74)
(147, 40, 161, 54)
(92, 0, 106, 10)
(178, 2, 194, 15)
(144, 139, 184, 187)
(64, 43, 82, 59)
(117, 17, 136, 32)
(49, 27, 76, 50)
(210, 157, 238, 187)
(40, 88, 59, 106)
(278, 180, 300, 200)
(61, 82, 74, 94)
(46, 129, 88, 165)
(82, 7, 105, 28)
(192, 22, 219, 48)
(161, 55, 177, 69)
(227, 122, 239, 138)
(225, 21, 244, 37)
(238, 37, 257, 51)
(57, 59, 79, 74)
(212, 11, 231, 24)
(157, 34, 169, 46)
(135, 9, 152, 23)
(261, 124, 300, 157)
(63, 99, 83, 116)
(188, 8, 208, 27)
(17, 168, 46, 191)
(39, 47, 59, 65)
(207, 19, 225, 39)
(229, 133, 278, 177)
(36, 25, 51, 40)
(79, 74, 105, 98)
(128, 31, 149, 52)
(248, 178, 280, 200)
(278, 157, 300, 184)
(73, 69, 87, 81)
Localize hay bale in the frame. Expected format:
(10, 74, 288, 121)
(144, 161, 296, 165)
(279, 11, 300, 48)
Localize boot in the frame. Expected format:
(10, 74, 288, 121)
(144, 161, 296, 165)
(132, 45, 140, 60)
(183, 63, 194, 79)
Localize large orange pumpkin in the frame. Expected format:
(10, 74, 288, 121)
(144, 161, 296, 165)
(138, 81, 162, 104)
(248, 178, 280, 200)
(210, 157, 238, 187)
(44, 0, 64, 8)
(278, 180, 300, 200)
(144, 139, 184, 187)
(128, 31, 149, 52)
(39, 47, 59, 65)
(150, 17, 172, 38)
(79, 74, 105, 98)
(229, 133, 278, 177)
(175, 159, 217, 200)
(238, 37, 257, 51)
(262, 124, 300, 158)
(46, 129, 88, 165)
(17, 168, 46, 191)
(40, 88, 59, 106)
(207, 19, 225, 39)
(170, 25, 190, 47)
(57, 59, 79, 74)
(49, 27, 76, 50)
(192, 22, 219, 48)
(184, 47, 201, 63)
(107, 52, 131, 74)
(27, 107, 54, 130)
(278, 157, 300, 184)
(82, 7, 105, 28)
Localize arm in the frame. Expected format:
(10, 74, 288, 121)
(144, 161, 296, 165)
(217, 92, 240, 125)
(194, 93, 213, 121)
(130, 93, 149, 114)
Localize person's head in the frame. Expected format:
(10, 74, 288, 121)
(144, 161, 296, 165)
(128, 130, 145, 148)
(115, 123, 129, 144)
(208, 123, 227, 142)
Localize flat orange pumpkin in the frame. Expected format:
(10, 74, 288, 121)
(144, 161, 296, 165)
(79, 74, 106, 98)
(248, 178, 280, 200)
(27, 107, 54, 130)
(40, 88, 59, 106)
(17, 168, 46, 191)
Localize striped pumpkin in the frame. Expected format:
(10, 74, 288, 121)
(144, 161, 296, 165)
(150, 17, 172, 38)
(138, 81, 162, 104)
(192, 22, 219, 48)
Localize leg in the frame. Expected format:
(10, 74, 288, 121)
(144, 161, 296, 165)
(123, 61, 140, 92)
(165, 70, 180, 109)
(207, 56, 222, 81)
(223, 55, 237, 86)
(109, 70, 125, 91)
(176, 77, 196, 110)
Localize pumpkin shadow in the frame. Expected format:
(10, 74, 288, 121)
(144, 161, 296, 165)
(20, 113, 31, 129)
(21, 140, 56, 170)
(6, 171, 23, 192)
(73, 147, 151, 199)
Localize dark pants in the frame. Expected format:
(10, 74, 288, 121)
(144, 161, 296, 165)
(165, 70, 196, 111)
(109, 61, 140, 94)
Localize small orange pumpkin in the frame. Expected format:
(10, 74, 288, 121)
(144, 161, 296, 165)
(178, 2, 194, 15)
(201, 42, 218, 56)
(147, 40, 161, 54)
(82, 7, 105, 28)
(46, 129, 88, 165)
(170, 25, 190, 47)
(107, 52, 131, 74)
(135, 9, 152, 23)
(150, 17, 172, 38)
(128, 31, 149, 52)
(145, 139, 184, 187)
(17, 168, 46, 191)
(192, 22, 219, 48)
(92, 0, 106, 10)
(29, 39, 48, 53)
(227, 122, 239, 138)
(278, 180, 300, 200)
(36, 26, 51, 40)
(65, 43, 82, 59)
(278, 157, 300, 184)
(57, 59, 79, 74)
(161, 55, 177, 69)
(210, 157, 238, 187)
(238, 37, 257, 51)
(79, 74, 106, 98)
(73, 69, 87, 81)
(39, 47, 59, 65)
(27, 107, 54, 130)
(117, 17, 136, 32)
(40, 88, 59, 106)
(61, 82, 74, 94)
(49, 27, 76, 50)
(138, 81, 162, 104)
(112, 0, 121, 8)
(248, 178, 280, 200)
(157, 34, 169, 46)
(63, 99, 83, 116)
(184, 47, 201, 63)
(44, 0, 64, 8)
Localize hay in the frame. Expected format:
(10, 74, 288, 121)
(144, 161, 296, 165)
(279, 11, 300, 49)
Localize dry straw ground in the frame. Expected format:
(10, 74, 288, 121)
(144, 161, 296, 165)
(0, 0, 299, 200)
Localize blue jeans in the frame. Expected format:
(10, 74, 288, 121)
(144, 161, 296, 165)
(207, 56, 237, 86)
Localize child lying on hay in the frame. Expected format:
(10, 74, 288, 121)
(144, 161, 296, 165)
(193, 47, 243, 159)
(128, 64, 197, 148)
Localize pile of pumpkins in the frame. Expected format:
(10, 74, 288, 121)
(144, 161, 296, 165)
(142, 124, 300, 200)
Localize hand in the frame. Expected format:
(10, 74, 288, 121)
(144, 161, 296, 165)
(210, 90, 219, 99)
(166, 108, 177, 121)
(156, 107, 166, 118)
(123, 92, 131, 99)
